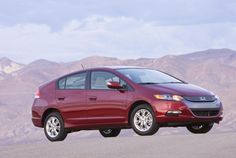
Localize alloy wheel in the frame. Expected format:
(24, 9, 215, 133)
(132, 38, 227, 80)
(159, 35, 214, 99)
(46, 116, 61, 138)
(133, 109, 153, 132)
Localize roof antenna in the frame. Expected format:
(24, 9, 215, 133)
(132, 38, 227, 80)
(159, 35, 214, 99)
(81, 64, 85, 70)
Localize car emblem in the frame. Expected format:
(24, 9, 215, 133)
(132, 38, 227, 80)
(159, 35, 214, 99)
(199, 97, 207, 101)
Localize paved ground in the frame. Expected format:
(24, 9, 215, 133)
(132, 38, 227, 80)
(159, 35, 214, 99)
(1, 133, 236, 158)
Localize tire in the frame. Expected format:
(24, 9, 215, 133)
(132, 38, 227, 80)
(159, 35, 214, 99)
(44, 112, 68, 141)
(130, 104, 159, 136)
(99, 128, 121, 137)
(187, 123, 214, 134)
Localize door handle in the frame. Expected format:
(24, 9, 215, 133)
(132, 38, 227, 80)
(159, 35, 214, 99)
(89, 96, 97, 101)
(58, 97, 65, 101)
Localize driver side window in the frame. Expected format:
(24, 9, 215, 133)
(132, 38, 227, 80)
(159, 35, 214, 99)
(91, 71, 126, 90)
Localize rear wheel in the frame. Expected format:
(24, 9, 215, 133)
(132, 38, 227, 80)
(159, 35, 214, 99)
(130, 104, 159, 136)
(44, 112, 67, 141)
(187, 123, 214, 134)
(99, 128, 121, 137)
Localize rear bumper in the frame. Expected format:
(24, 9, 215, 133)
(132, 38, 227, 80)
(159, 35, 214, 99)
(32, 109, 43, 127)
(31, 99, 46, 128)
(152, 99, 223, 126)
(32, 117, 43, 127)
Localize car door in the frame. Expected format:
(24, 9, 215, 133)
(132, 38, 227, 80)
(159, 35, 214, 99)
(86, 70, 128, 125)
(56, 71, 88, 126)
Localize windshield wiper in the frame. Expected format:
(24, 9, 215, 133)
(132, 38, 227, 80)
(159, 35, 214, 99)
(159, 82, 183, 84)
(137, 82, 158, 85)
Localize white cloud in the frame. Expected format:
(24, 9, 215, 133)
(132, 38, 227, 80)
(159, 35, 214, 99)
(0, 16, 236, 63)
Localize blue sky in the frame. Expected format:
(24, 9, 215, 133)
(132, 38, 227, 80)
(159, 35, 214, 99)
(0, 0, 236, 63)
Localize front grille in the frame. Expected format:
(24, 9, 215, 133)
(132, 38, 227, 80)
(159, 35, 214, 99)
(184, 96, 216, 102)
(191, 108, 220, 117)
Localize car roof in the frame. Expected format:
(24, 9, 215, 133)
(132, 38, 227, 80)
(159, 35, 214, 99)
(71, 66, 149, 75)
(39, 66, 152, 87)
(93, 66, 144, 70)
(55, 66, 147, 82)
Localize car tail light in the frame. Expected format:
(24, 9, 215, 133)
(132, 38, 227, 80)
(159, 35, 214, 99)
(35, 89, 41, 99)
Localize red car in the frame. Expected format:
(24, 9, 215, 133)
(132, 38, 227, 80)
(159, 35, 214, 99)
(32, 67, 223, 141)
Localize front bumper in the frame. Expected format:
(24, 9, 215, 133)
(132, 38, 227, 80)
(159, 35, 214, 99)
(152, 99, 223, 125)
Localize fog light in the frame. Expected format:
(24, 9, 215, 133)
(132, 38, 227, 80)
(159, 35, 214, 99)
(166, 110, 182, 116)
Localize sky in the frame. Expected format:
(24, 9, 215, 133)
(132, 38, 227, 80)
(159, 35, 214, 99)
(0, 0, 236, 63)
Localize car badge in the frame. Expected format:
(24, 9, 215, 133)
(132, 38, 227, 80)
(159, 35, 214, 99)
(199, 97, 207, 101)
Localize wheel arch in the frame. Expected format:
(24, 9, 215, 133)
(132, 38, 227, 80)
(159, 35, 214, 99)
(42, 108, 62, 126)
(128, 100, 154, 125)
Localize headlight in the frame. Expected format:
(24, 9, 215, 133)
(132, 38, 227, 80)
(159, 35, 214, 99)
(214, 95, 222, 105)
(154, 94, 183, 101)
(215, 95, 220, 100)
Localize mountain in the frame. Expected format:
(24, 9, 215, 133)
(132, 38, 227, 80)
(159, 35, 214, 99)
(0, 57, 24, 80)
(0, 48, 236, 145)
(0, 57, 24, 74)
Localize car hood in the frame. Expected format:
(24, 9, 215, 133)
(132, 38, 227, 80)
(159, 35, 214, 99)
(144, 83, 214, 96)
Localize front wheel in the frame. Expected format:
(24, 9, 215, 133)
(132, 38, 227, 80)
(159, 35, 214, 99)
(44, 112, 68, 141)
(99, 128, 121, 137)
(187, 123, 214, 134)
(130, 104, 159, 136)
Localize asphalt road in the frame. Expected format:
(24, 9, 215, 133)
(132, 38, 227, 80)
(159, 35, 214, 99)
(1, 133, 236, 158)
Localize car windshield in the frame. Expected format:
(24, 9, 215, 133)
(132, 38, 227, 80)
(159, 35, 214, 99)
(117, 68, 183, 84)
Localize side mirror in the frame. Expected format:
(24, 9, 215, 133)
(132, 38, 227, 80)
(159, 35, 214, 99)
(107, 81, 123, 89)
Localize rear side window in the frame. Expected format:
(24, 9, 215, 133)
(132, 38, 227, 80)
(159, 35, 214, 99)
(58, 78, 66, 89)
(58, 72, 87, 90)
